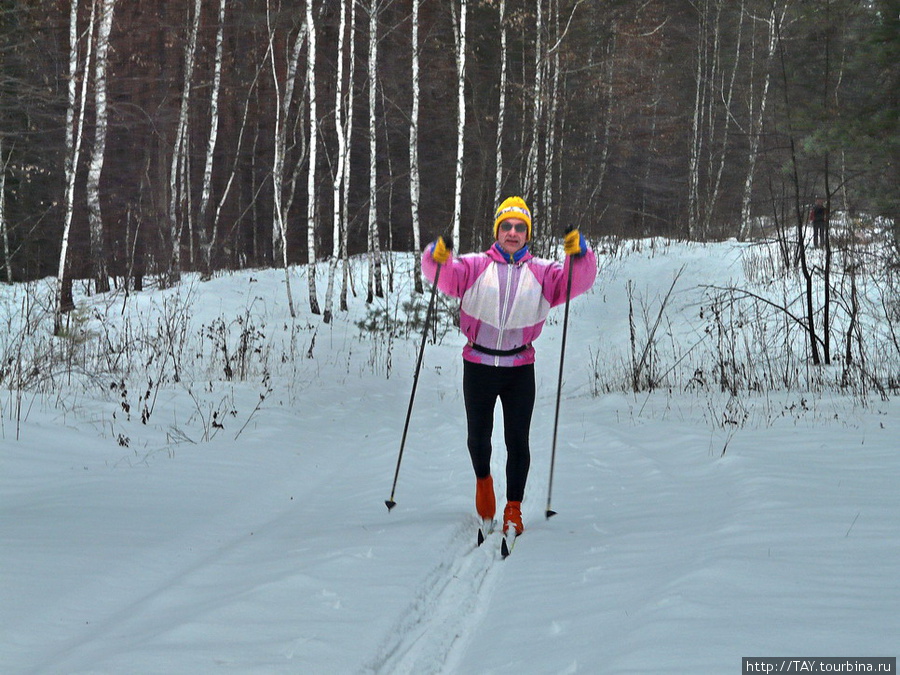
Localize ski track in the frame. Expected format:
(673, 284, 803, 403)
(361, 517, 502, 675)
(28, 506, 291, 675)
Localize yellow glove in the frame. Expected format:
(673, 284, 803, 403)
(564, 229, 585, 257)
(432, 236, 452, 265)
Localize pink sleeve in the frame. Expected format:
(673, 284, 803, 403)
(542, 248, 598, 307)
(421, 244, 481, 299)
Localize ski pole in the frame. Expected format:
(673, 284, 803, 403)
(546, 241, 575, 520)
(385, 252, 446, 512)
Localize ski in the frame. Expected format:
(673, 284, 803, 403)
(500, 530, 519, 558)
(476, 517, 519, 557)
(477, 518, 495, 547)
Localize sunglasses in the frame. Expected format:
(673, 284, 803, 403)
(499, 222, 528, 233)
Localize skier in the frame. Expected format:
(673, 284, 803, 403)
(422, 196, 597, 536)
(809, 197, 829, 248)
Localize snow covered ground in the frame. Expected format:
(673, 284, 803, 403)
(1, 239, 897, 674)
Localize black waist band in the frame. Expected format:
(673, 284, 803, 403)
(469, 342, 530, 357)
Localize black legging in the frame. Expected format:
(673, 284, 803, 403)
(462, 360, 535, 502)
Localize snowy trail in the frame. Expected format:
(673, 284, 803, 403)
(30, 523, 267, 674)
(13, 452, 306, 674)
(361, 406, 558, 675)
(4, 248, 900, 674)
(362, 517, 504, 675)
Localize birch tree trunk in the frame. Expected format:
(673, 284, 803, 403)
(268, 10, 287, 266)
(686, 0, 741, 238)
(590, 29, 615, 216)
(167, 0, 202, 285)
(739, 5, 780, 241)
(324, 0, 349, 323)
(451, 0, 467, 248)
(339, 0, 358, 312)
(267, 2, 306, 318)
(199, 0, 227, 279)
(639, 65, 660, 234)
(703, 0, 743, 237)
(55, 0, 95, 333)
(0, 141, 11, 283)
(281, 29, 309, 246)
(773, 5, 820, 366)
(305, 0, 321, 314)
(821, 2, 839, 366)
(687, 0, 709, 239)
(410, 0, 424, 293)
(211, 53, 264, 273)
(493, 0, 508, 213)
(523, 0, 544, 209)
(542, 0, 561, 238)
(86, 0, 115, 294)
(366, 0, 383, 303)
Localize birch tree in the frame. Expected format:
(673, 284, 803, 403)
(451, 0, 467, 248)
(0, 136, 12, 284)
(523, 0, 544, 210)
(774, 4, 821, 366)
(686, 0, 742, 238)
(305, 0, 320, 314)
(366, 0, 383, 303)
(55, 0, 95, 334)
(198, 0, 227, 278)
(591, 29, 616, 217)
(209, 45, 266, 275)
(686, 0, 710, 239)
(493, 0, 509, 212)
(85, 0, 115, 294)
(267, 2, 306, 318)
(538, 0, 585, 236)
(324, 0, 351, 323)
(0, 141, 11, 283)
(410, 0, 424, 293)
(542, 0, 562, 237)
(638, 60, 661, 234)
(166, 0, 202, 285)
(739, 3, 782, 240)
(703, 0, 743, 236)
(340, 0, 358, 313)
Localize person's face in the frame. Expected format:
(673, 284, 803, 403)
(497, 218, 528, 255)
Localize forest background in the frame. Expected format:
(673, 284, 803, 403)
(1, 0, 898, 324)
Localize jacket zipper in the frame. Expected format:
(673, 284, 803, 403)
(494, 262, 516, 366)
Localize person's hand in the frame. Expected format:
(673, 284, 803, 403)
(432, 236, 453, 264)
(564, 228, 586, 257)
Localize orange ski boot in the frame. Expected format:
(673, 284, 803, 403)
(475, 476, 496, 520)
(503, 501, 524, 535)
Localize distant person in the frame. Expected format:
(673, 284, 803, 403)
(809, 197, 829, 248)
(421, 196, 597, 537)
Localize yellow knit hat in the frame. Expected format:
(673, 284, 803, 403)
(493, 196, 532, 240)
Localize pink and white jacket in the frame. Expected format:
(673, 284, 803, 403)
(422, 242, 597, 367)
